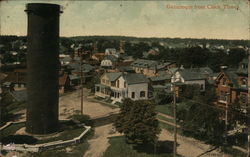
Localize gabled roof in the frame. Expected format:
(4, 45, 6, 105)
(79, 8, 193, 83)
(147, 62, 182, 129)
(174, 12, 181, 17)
(68, 63, 95, 73)
(224, 71, 238, 87)
(149, 71, 171, 82)
(116, 66, 134, 72)
(9, 89, 27, 102)
(178, 69, 206, 81)
(215, 69, 239, 88)
(103, 55, 118, 62)
(105, 72, 122, 81)
(131, 59, 158, 68)
(123, 73, 149, 85)
(189, 67, 213, 75)
(103, 72, 149, 84)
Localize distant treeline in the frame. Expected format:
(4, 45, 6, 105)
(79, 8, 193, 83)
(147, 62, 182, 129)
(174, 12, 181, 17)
(1, 35, 249, 47)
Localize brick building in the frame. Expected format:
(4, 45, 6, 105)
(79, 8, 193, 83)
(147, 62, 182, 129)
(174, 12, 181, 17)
(214, 59, 248, 109)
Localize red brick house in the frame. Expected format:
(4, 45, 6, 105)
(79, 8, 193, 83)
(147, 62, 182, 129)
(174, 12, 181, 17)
(214, 59, 248, 109)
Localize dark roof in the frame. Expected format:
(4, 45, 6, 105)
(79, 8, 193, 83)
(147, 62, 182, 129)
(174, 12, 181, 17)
(60, 56, 72, 62)
(149, 72, 171, 82)
(224, 70, 238, 88)
(69, 74, 80, 80)
(116, 66, 134, 72)
(131, 59, 157, 68)
(69, 63, 95, 73)
(178, 69, 206, 81)
(131, 59, 174, 70)
(189, 67, 213, 75)
(106, 72, 122, 81)
(123, 73, 149, 84)
(10, 90, 27, 102)
(103, 55, 118, 62)
(240, 58, 248, 64)
(104, 72, 149, 84)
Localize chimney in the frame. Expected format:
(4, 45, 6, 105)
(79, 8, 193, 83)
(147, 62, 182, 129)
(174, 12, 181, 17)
(25, 3, 62, 134)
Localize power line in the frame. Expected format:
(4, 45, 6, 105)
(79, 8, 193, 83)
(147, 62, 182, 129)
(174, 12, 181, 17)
(177, 96, 250, 119)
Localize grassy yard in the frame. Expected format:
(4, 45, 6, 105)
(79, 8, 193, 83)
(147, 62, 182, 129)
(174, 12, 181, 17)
(155, 104, 173, 116)
(221, 146, 247, 157)
(0, 121, 87, 145)
(36, 122, 86, 144)
(0, 123, 25, 139)
(103, 136, 179, 157)
(157, 115, 174, 123)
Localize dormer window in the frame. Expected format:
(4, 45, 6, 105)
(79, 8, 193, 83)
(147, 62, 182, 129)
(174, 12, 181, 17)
(222, 78, 227, 85)
(241, 78, 247, 87)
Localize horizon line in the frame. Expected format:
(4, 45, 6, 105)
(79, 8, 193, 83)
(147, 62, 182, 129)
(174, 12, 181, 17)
(1, 34, 249, 41)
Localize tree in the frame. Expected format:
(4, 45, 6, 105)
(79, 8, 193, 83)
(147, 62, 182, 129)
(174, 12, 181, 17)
(225, 48, 246, 67)
(177, 85, 225, 145)
(154, 89, 172, 105)
(114, 99, 160, 145)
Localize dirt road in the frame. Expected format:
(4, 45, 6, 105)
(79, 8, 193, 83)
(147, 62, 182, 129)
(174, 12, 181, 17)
(59, 88, 119, 119)
(159, 129, 231, 157)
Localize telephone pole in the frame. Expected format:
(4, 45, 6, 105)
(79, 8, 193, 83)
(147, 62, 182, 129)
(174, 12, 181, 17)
(172, 76, 177, 157)
(247, 49, 250, 157)
(80, 51, 83, 115)
(225, 94, 229, 146)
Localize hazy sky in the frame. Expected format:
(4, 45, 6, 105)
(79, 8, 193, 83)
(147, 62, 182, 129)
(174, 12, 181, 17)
(0, 0, 249, 40)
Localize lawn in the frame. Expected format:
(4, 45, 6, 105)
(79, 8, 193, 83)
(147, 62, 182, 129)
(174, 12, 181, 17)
(103, 136, 178, 157)
(0, 123, 25, 139)
(155, 104, 173, 116)
(157, 115, 174, 123)
(36, 121, 86, 144)
(0, 121, 87, 145)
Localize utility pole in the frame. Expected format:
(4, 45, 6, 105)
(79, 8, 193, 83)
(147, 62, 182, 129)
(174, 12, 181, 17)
(225, 93, 229, 146)
(172, 77, 177, 157)
(247, 49, 250, 157)
(80, 51, 83, 115)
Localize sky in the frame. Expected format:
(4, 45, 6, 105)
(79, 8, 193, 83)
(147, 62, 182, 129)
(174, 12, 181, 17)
(0, 0, 249, 40)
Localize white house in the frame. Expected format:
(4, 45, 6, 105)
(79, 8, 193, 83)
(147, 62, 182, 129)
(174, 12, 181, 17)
(95, 72, 151, 103)
(100, 55, 118, 68)
(171, 69, 206, 91)
(105, 48, 117, 55)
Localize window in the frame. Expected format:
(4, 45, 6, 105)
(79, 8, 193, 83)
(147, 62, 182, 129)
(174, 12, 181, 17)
(200, 84, 204, 90)
(241, 78, 247, 86)
(131, 92, 135, 98)
(117, 80, 120, 88)
(222, 78, 227, 85)
(102, 79, 105, 84)
(124, 82, 126, 88)
(140, 91, 145, 97)
(240, 94, 247, 104)
(96, 86, 100, 92)
(118, 93, 120, 98)
(219, 91, 228, 102)
(111, 81, 115, 87)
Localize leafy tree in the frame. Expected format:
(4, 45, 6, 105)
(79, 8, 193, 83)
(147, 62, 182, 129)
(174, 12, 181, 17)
(177, 85, 225, 145)
(177, 101, 225, 145)
(225, 48, 246, 67)
(114, 99, 161, 145)
(154, 90, 172, 105)
(181, 84, 200, 99)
